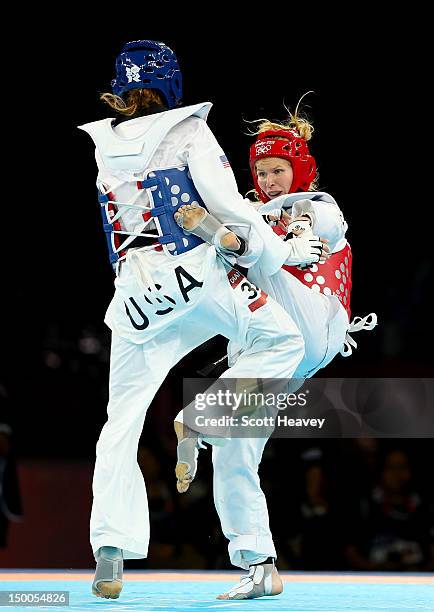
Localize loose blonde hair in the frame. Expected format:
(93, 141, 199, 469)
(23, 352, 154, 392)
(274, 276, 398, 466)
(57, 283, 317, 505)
(100, 88, 165, 117)
(246, 92, 319, 196)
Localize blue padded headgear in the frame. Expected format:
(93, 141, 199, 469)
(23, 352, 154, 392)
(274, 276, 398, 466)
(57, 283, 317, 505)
(111, 40, 182, 109)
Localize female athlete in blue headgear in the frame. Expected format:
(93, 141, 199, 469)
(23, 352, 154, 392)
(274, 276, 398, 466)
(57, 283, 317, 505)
(79, 41, 331, 600)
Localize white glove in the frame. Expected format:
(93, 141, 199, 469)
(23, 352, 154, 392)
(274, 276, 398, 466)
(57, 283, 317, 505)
(286, 217, 312, 236)
(283, 230, 328, 266)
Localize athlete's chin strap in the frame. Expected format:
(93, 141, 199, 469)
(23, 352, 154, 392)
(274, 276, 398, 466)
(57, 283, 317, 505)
(341, 312, 378, 357)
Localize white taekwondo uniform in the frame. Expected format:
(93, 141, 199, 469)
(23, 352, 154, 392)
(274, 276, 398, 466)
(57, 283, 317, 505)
(79, 103, 320, 560)
(212, 192, 375, 570)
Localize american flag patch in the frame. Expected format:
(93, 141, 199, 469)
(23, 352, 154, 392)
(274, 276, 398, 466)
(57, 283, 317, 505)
(220, 155, 231, 168)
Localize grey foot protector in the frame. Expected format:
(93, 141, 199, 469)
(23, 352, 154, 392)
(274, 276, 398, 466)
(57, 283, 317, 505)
(226, 562, 275, 599)
(176, 437, 202, 479)
(92, 546, 123, 597)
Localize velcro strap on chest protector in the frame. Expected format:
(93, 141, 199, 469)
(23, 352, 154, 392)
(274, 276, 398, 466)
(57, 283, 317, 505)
(139, 167, 207, 256)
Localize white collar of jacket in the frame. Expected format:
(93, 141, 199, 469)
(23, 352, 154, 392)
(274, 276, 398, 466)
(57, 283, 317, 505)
(78, 102, 212, 172)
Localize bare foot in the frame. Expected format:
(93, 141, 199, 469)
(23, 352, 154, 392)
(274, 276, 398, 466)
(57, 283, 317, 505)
(174, 204, 206, 230)
(93, 580, 123, 599)
(175, 204, 242, 252)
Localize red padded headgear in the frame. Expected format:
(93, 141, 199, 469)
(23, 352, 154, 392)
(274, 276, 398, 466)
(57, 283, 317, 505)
(249, 129, 317, 203)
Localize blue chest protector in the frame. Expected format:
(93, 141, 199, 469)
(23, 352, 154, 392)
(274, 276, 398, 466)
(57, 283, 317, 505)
(139, 166, 207, 256)
(98, 165, 208, 268)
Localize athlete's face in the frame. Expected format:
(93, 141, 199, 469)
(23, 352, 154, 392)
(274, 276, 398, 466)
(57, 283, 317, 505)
(255, 157, 293, 199)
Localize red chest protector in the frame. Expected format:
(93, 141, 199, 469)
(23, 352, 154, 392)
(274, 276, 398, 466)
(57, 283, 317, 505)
(279, 230, 353, 319)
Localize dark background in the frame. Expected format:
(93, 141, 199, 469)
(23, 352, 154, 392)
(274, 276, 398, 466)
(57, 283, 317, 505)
(1, 16, 432, 570)
(4, 18, 431, 457)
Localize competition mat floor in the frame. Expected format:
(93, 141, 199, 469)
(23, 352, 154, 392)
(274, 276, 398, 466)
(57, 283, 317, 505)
(0, 571, 433, 611)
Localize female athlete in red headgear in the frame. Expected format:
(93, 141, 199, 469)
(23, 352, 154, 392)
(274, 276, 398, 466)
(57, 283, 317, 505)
(174, 98, 376, 600)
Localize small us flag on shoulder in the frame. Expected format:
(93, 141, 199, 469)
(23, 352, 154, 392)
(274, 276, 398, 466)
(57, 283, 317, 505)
(220, 155, 231, 169)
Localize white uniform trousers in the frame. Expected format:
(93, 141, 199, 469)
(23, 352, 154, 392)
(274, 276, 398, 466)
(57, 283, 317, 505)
(90, 253, 306, 560)
(213, 270, 350, 569)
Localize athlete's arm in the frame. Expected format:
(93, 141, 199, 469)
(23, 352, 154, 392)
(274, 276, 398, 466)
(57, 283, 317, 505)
(183, 119, 329, 269)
